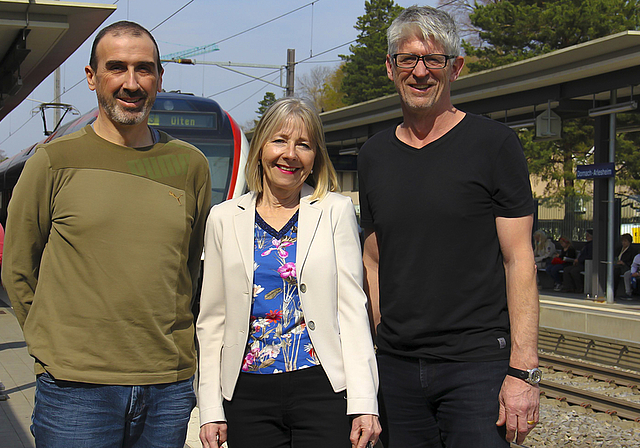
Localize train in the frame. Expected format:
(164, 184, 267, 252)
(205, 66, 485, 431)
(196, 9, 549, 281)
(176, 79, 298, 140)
(0, 92, 249, 224)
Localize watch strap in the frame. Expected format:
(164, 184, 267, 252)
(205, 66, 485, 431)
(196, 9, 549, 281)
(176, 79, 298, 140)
(507, 366, 529, 381)
(507, 366, 541, 384)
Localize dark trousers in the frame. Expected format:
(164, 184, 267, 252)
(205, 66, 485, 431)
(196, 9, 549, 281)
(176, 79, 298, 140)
(223, 366, 351, 448)
(377, 353, 509, 448)
(546, 263, 565, 284)
(613, 264, 630, 293)
(563, 263, 584, 292)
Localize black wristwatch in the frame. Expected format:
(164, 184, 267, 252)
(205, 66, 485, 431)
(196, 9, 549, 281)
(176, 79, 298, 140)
(507, 366, 542, 385)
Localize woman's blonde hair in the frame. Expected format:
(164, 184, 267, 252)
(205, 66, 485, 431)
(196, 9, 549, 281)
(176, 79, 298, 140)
(245, 97, 339, 200)
(533, 229, 549, 255)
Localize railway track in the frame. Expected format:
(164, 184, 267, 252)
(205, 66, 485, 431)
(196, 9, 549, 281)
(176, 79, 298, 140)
(515, 327, 640, 447)
(538, 353, 640, 421)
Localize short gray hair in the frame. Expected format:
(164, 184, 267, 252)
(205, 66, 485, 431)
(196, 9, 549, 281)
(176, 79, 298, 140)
(387, 5, 460, 57)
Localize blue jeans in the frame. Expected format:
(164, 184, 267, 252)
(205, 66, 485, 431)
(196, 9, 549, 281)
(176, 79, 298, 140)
(32, 372, 196, 448)
(377, 353, 509, 448)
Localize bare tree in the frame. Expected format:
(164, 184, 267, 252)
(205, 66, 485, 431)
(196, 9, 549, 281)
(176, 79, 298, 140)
(438, 0, 495, 48)
(297, 66, 333, 112)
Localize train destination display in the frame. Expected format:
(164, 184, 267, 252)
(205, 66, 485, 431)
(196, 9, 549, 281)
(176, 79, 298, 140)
(148, 111, 217, 130)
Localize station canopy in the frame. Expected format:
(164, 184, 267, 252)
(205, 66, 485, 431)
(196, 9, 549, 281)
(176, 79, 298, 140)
(0, 0, 115, 122)
(321, 30, 640, 155)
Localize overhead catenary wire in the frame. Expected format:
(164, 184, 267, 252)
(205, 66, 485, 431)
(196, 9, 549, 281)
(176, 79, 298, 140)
(0, 0, 199, 146)
(227, 73, 282, 113)
(217, 0, 455, 113)
(215, 0, 456, 104)
(207, 68, 282, 98)
(207, 35, 357, 101)
(42, 1, 320, 105)
(0, 113, 38, 147)
(212, 1, 320, 48)
(2, 0, 453, 148)
(205, 35, 358, 108)
(150, 0, 194, 32)
(48, 1, 197, 102)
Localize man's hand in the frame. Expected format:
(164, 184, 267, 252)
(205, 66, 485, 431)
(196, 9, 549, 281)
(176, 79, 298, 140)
(200, 422, 227, 448)
(496, 375, 540, 445)
(350, 414, 382, 448)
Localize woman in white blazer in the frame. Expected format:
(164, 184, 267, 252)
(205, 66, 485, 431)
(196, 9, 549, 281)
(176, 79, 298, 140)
(197, 98, 380, 448)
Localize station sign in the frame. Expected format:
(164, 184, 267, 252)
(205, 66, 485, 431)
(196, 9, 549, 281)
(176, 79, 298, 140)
(148, 111, 217, 130)
(576, 163, 615, 179)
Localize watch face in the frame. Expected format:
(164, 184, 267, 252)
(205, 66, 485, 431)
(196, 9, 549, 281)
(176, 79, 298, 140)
(528, 368, 542, 384)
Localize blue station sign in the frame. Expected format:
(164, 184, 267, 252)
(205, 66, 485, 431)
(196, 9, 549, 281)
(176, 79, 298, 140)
(576, 163, 615, 179)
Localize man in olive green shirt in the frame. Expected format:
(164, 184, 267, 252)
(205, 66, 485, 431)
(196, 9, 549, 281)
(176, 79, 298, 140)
(2, 21, 210, 447)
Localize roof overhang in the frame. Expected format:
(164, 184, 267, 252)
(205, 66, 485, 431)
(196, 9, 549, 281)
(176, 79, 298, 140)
(454, 31, 640, 105)
(0, 0, 116, 121)
(321, 31, 640, 142)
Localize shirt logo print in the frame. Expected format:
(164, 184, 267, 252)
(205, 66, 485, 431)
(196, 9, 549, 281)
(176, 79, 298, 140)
(169, 191, 184, 205)
(126, 154, 191, 180)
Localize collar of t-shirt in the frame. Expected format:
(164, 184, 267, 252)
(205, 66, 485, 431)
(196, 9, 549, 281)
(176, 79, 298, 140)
(91, 124, 160, 148)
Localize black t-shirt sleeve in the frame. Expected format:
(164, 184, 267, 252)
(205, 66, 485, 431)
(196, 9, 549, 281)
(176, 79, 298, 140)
(358, 158, 373, 229)
(491, 132, 535, 218)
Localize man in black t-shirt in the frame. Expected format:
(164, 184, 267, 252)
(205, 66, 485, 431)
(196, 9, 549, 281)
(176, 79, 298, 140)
(358, 6, 540, 448)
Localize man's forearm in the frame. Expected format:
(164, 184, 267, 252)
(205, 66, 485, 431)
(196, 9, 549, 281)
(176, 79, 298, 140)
(362, 229, 380, 336)
(505, 259, 539, 368)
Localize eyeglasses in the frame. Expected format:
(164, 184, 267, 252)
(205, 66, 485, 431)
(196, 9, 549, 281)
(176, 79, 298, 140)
(392, 53, 455, 70)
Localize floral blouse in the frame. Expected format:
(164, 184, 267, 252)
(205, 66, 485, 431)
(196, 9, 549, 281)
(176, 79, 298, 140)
(242, 210, 320, 374)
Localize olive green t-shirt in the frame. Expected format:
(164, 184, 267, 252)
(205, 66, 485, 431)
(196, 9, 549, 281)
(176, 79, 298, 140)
(2, 125, 211, 384)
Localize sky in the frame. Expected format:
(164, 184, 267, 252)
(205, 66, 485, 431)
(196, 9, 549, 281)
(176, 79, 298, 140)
(0, 0, 439, 158)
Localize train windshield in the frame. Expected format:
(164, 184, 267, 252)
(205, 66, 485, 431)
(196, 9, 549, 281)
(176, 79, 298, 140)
(148, 106, 236, 206)
(187, 140, 233, 205)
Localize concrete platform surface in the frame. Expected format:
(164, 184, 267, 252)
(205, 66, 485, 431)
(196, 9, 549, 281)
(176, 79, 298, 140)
(539, 291, 640, 344)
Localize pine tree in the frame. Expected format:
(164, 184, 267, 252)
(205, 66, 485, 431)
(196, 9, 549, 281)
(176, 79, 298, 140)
(463, 0, 640, 73)
(340, 0, 404, 105)
(461, 0, 640, 199)
(256, 92, 277, 120)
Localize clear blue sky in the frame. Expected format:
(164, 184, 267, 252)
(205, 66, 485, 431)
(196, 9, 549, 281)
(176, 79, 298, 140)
(0, 0, 438, 157)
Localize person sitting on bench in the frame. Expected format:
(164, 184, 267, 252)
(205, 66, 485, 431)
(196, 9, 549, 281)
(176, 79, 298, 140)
(621, 252, 640, 300)
(546, 236, 576, 291)
(562, 229, 592, 294)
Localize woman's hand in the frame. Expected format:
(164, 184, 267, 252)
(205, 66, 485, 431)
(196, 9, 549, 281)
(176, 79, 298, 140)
(350, 414, 382, 448)
(200, 422, 227, 448)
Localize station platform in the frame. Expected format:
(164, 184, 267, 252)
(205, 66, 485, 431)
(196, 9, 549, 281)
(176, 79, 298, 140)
(539, 290, 640, 344)
(1, 288, 639, 447)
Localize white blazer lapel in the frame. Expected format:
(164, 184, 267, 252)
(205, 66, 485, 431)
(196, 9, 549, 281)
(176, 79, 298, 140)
(297, 184, 322, 277)
(233, 193, 257, 284)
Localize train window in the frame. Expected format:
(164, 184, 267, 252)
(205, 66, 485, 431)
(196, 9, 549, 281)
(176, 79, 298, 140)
(192, 141, 234, 206)
(153, 98, 197, 112)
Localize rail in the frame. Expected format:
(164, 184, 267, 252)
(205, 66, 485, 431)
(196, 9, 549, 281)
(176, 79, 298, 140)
(539, 353, 640, 421)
